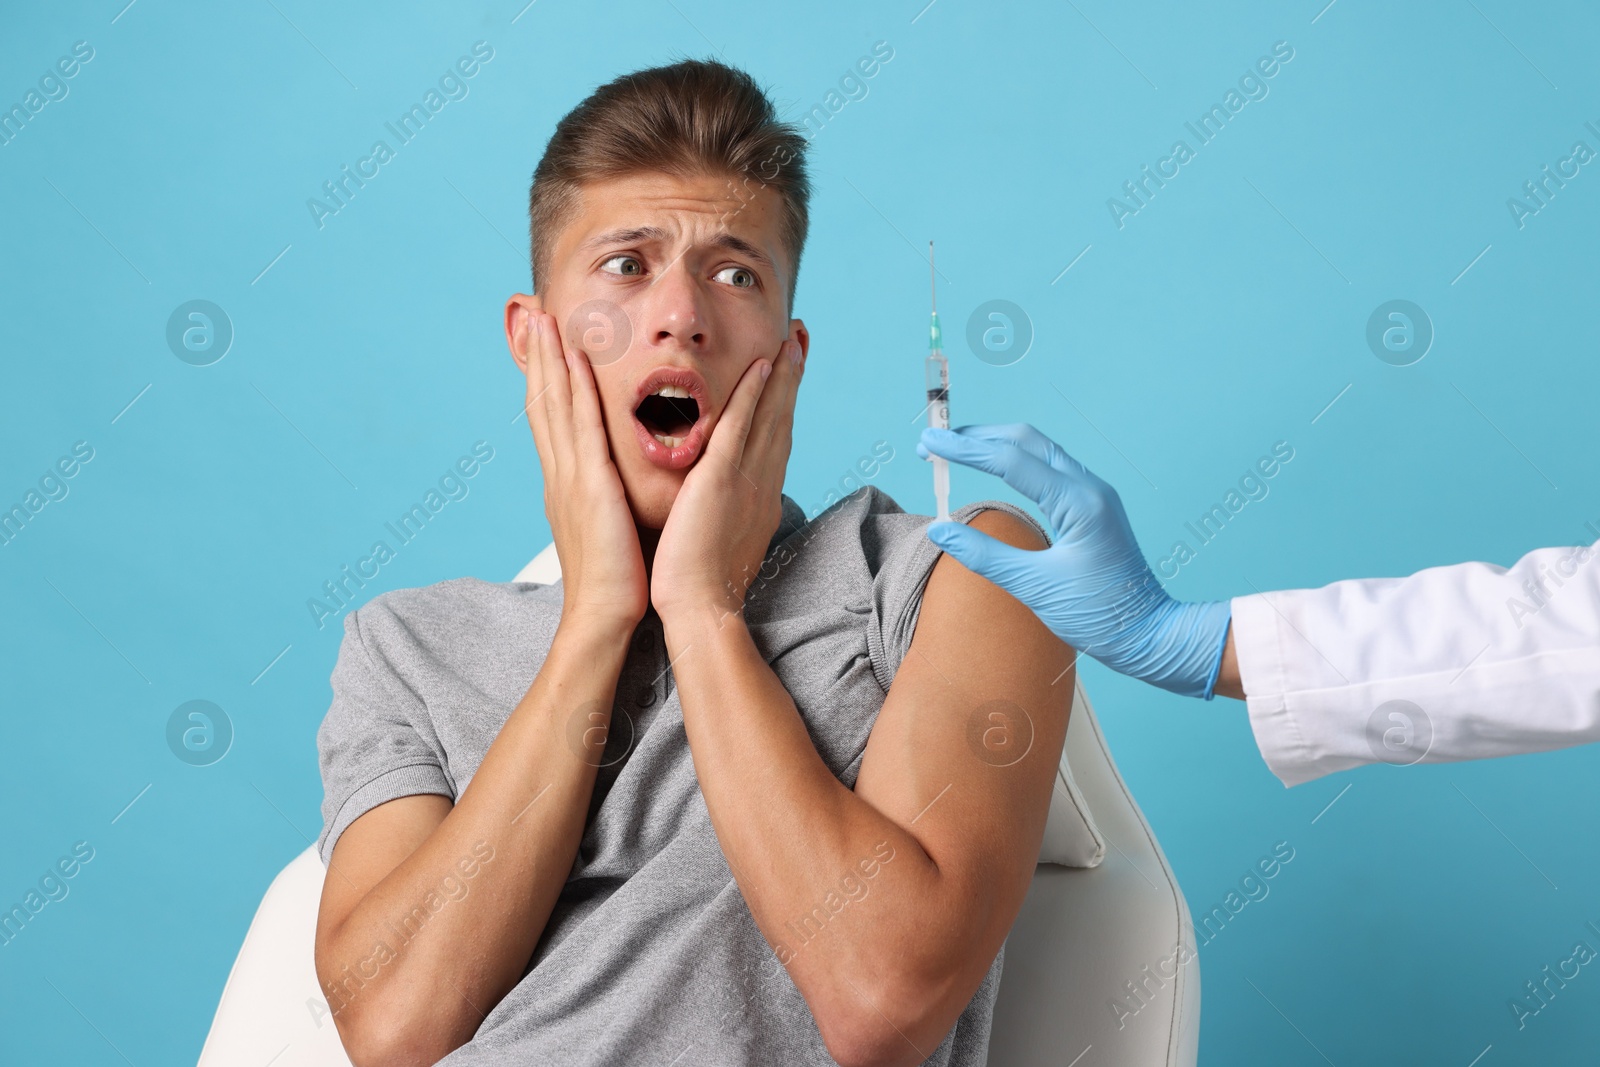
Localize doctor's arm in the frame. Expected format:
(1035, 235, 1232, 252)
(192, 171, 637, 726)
(918, 423, 1600, 789)
(1228, 540, 1600, 786)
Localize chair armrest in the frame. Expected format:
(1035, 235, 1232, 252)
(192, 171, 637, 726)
(198, 847, 354, 1067)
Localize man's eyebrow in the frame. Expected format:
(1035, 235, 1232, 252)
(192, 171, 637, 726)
(580, 226, 671, 252)
(579, 226, 774, 270)
(709, 232, 773, 270)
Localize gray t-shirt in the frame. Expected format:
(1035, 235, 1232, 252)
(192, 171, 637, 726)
(315, 485, 1050, 1065)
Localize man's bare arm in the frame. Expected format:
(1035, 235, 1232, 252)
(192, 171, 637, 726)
(313, 615, 633, 1067)
(661, 509, 1073, 1067)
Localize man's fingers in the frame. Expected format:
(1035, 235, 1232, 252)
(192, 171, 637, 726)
(748, 339, 800, 466)
(706, 356, 771, 472)
(521, 309, 554, 471)
(565, 343, 611, 466)
(538, 311, 576, 454)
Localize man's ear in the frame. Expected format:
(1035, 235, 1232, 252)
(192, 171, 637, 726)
(504, 293, 545, 372)
(787, 318, 809, 362)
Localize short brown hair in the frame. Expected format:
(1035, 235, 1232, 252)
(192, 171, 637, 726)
(528, 57, 811, 312)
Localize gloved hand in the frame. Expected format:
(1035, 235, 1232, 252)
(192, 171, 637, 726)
(918, 423, 1232, 699)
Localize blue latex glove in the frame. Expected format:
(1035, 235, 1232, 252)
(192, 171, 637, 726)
(918, 423, 1232, 699)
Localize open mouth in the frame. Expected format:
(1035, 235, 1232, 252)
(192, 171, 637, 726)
(631, 367, 711, 470)
(635, 387, 700, 448)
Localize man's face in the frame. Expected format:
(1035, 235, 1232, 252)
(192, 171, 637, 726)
(506, 171, 807, 531)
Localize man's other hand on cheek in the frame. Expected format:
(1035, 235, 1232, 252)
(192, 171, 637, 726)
(649, 336, 805, 627)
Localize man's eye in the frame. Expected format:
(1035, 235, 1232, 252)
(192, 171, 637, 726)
(715, 266, 756, 289)
(600, 255, 643, 276)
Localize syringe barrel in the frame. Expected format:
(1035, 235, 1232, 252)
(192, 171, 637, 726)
(925, 351, 950, 430)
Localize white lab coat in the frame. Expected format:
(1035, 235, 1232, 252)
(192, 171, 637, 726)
(1232, 537, 1600, 788)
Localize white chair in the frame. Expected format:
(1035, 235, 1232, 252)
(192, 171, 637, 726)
(199, 546, 1199, 1067)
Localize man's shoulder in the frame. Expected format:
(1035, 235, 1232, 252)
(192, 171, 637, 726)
(798, 484, 1044, 551)
(349, 575, 563, 649)
(766, 485, 903, 569)
(792, 484, 908, 541)
(363, 573, 559, 613)
(962, 506, 1050, 549)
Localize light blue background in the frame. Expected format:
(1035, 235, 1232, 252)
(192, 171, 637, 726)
(3, 0, 1597, 1063)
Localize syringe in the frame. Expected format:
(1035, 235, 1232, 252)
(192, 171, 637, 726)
(926, 240, 951, 522)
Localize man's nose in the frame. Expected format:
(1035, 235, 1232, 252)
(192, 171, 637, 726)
(638, 257, 708, 352)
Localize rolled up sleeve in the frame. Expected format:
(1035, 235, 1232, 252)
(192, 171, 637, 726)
(315, 601, 455, 865)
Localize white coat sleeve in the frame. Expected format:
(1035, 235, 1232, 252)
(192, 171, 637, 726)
(1231, 538, 1600, 788)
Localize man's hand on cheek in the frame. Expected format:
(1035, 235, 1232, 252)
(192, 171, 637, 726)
(520, 307, 650, 633)
(649, 338, 804, 626)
